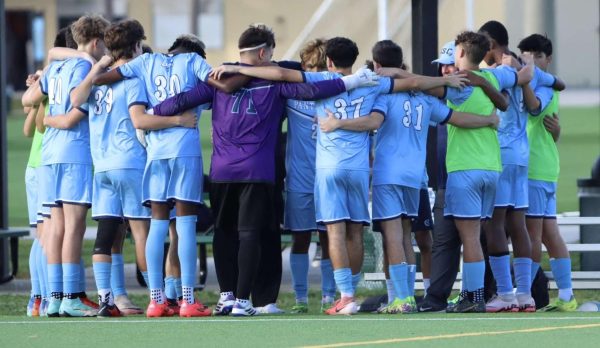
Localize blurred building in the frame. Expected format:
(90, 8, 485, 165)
(4, 0, 599, 91)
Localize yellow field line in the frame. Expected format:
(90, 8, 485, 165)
(301, 323, 600, 348)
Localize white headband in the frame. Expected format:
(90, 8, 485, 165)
(239, 43, 268, 52)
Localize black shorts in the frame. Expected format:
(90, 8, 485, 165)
(411, 188, 434, 232)
(210, 182, 277, 232)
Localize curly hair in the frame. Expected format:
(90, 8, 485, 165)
(104, 19, 146, 61)
(168, 34, 206, 58)
(70, 14, 110, 46)
(455, 31, 490, 65)
(299, 38, 327, 70)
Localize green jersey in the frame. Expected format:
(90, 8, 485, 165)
(26, 105, 46, 168)
(445, 70, 502, 173)
(527, 91, 559, 182)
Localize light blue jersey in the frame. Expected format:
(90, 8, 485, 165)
(88, 77, 148, 172)
(304, 71, 393, 171)
(371, 92, 451, 188)
(117, 52, 212, 160)
(285, 99, 317, 193)
(39, 58, 92, 165)
(494, 65, 554, 165)
(530, 67, 556, 115)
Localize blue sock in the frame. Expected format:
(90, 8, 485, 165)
(320, 259, 336, 298)
(93, 262, 111, 292)
(48, 263, 63, 295)
(530, 261, 541, 283)
(62, 263, 80, 295)
(463, 261, 485, 291)
(174, 277, 183, 299)
(79, 258, 86, 293)
(176, 215, 197, 290)
(164, 276, 177, 299)
(513, 257, 532, 294)
(29, 239, 41, 296)
(41, 251, 49, 298)
(351, 273, 361, 291)
(142, 271, 149, 288)
(408, 264, 416, 296)
(489, 255, 513, 294)
(333, 268, 353, 297)
(389, 263, 409, 299)
(146, 219, 169, 291)
(36, 244, 47, 298)
(290, 253, 309, 302)
(111, 253, 126, 296)
(550, 258, 572, 291)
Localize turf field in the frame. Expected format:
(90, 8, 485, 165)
(5, 105, 600, 227)
(0, 313, 599, 347)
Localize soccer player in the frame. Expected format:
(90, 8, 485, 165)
(282, 39, 336, 314)
(22, 14, 110, 317)
(479, 20, 563, 312)
(151, 25, 379, 316)
(318, 39, 499, 314)
(93, 34, 213, 318)
(518, 34, 577, 311)
(412, 173, 433, 296)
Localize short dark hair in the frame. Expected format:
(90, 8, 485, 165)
(238, 24, 276, 50)
(65, 26, 77, 49)
(455, 31, 490, 65)
(168, 34, 206, 58)
(104, 19, 146, 61)
(479, 20, 509, 46)
(518, 33, 553, 56)
(325, 37, 359, 69)
(142, 44, 154, 54)
(372, 40, 403, 68)
(54, 27, 69, 48)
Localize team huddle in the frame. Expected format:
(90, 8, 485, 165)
(19, 14, 574, 318)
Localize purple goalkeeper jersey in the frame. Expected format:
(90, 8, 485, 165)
(153, 77, 346, 183)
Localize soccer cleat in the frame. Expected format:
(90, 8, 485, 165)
(324, 297, 358, 315)
(146, 300, 175, 318)
(114, 295, 144, 315)
(256, 303, 285, 314)
(446, 290, 467, 312)
(59, 298, 98, 317)
(417, 301, 447, 313)
(290, 303, 309, 314)
(446, 297, 485, 313)
(231, 300, 258, 317)
(213, 293, 236, 316)
(180, 299, 211, 317)
(379, 297, 414, 314)
(486, 295, 519, 313)
(46, 298, 62, 318)
(97, 302, 122, 318)
(79, 294, 100, 310)
(27, 296, 41, 317)
(321, 296, 335, 313)
(516, 294, 536, 312)
(539, 297, 578, 312)
(165, 298, 181, 315)
(39, 298, 49, 317)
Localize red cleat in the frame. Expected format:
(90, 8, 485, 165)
(146, 300, 175, 318)
(80, 294, 100, 310)
(324, 297, 358, 315)
(180, 299, 212, 317)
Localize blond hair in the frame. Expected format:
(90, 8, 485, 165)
(299, 38, 327, 71)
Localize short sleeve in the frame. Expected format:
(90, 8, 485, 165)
(427, 96, 452, 124)
(533, 67, 556, 89)
(68, 59, 92, 93)
(39, 71, 49, 95)
(378, 77, 393, 94)
(192, 54, 212, 82)
(532, 85, 554, 116)
(491, 65, 518, 90)
(117, 53, 147, 79)
(126, 78, 149, 109)
(371, 94, 389, 117)
(445, 86, 471, 106)
(303, 71, 329, 83)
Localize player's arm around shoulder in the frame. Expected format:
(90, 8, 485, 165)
(43, 107, 87, 130)
(71, 55, 113, 108)
(319, 109, 384, 133)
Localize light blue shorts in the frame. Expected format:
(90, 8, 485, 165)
(315, 168, 370, 225)
(25, 166, 38, 226)
(142, 156, 203, 206)
(444, 170, 499, 219)
(494, 164, 529, 209)
(284, 191, 325, 232)
(526, 179, 557, 218)
(37, 165, 52, 218)
(92, 169, 150, 220)
(42, 163, 93, 207)
(372, 184, 419, 221)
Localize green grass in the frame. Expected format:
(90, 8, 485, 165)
(6, 106, 599, 226)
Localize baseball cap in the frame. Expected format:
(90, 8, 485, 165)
(431, 41, 455, 65)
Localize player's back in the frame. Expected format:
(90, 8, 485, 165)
(88, 78, 147, 173)
(40, 58, 92, 165)
(373, 92, 450, 188)
(286, 99, 317, 193)
(117, 52, 211, 160)
(305, 71, 392, 171)
(527, 89, 559, 182)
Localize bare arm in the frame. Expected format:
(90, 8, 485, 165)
(129, 105, 197, 130)
(543, 113, 561, 142)
(209, 65, 304, 82)
(392, 74, 468, 93)
(92, 69, 124, 85)
(552, 77, 566, 91)
(448, 110, 499, 129)
(207, 74, 251, 93)
(71, 55, 113, 107)
(319, 110, 384, 133)
(23, 106, 37, 137)
(522, 83, 540, 113)
(22, 81, 45, 107)
(35, 101, 46, 133)
(47, 47, 95, 65)
(43, 107, 87, 129)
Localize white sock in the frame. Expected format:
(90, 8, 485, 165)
(98, 288, 113, 305)
(423, 278, 430, 296)
(150, 288, 164, 304)
(386, 279, 396, 303)
(182, 286, 194, 303)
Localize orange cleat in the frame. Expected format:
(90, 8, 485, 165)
(180, 299, 212, 317)
(80, 294, 100, 310)
(324, 297, 358, 315)
(146, 300, 175, 318)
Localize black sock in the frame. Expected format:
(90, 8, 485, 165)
(213, 229, 239, 293)
(236, 238, 261, 300)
